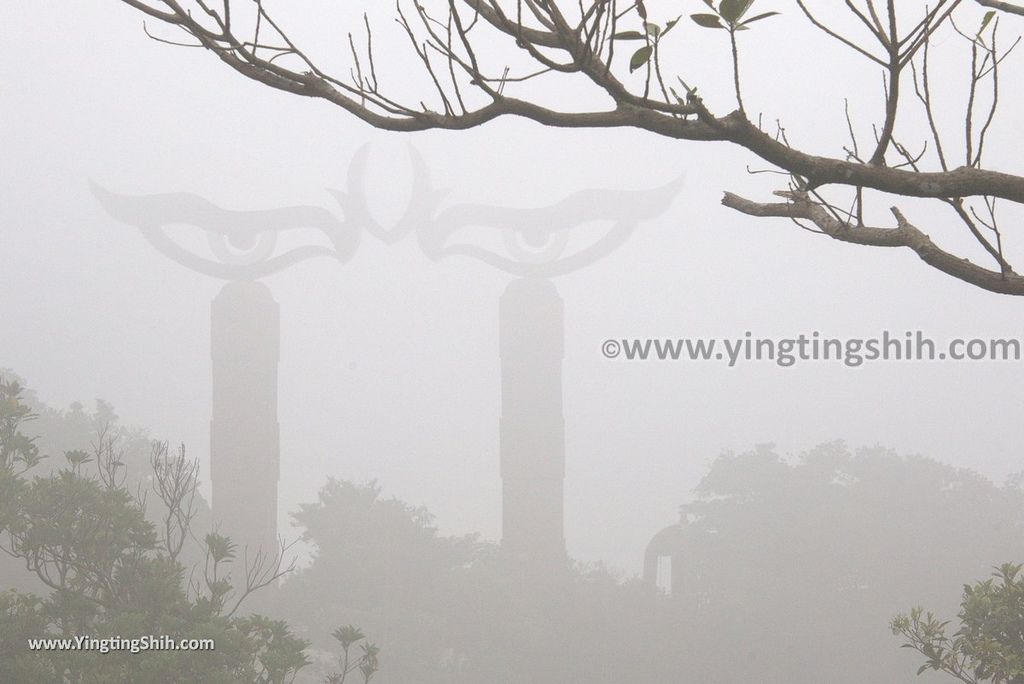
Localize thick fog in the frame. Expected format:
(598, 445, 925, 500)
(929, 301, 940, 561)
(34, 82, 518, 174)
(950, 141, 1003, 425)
(2, 1, 1023, 682)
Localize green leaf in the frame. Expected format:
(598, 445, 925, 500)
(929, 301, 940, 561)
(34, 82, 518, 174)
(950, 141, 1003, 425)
(205, 531, 237, 563)
(720, 0, 754, 24)
(978, 10, 996, 40)
(691, 13, 724, 29)
(332, 625, 366, 649)
(719, 0, 741, 23)
(645, 22, 661, 38)
(629, 45, 653, 72)
(981, 10, 996, 32)
(613, 30, 646, 40)
(662, 16, 681, 37)
(740, 11, 780, 27)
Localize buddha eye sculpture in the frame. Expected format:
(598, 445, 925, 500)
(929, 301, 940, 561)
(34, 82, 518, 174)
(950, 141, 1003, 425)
(90, 182, 359, 280)
(418, 178, 683, 277)
(89, 148, 443, 561)
(92, 145, 682, 573)
(413, 174, 683, 570)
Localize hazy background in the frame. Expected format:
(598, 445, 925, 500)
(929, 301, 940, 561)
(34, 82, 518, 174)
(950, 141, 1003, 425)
(2, 0, 1022, 578)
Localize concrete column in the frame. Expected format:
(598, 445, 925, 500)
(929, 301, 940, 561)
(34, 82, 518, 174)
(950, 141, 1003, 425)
(499, 277, 567, 569)
(210, 281, 280, 557)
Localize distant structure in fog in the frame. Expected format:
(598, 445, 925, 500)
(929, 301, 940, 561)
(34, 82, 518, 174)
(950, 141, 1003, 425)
(421, 179, 681, 570)
(209, 281, 281, 557)
(92, 155, 681, 574)
(498, 277, 566, 566)
(644, 518, 690, 596)
(91, 182, 357, 556)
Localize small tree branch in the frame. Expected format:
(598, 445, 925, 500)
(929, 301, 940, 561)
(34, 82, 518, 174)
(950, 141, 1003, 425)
(976, 0, 1024, 16)
(723, 190, 1024, 296)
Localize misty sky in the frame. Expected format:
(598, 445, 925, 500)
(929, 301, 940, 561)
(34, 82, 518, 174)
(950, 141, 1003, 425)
(2, 1, 1022, 574)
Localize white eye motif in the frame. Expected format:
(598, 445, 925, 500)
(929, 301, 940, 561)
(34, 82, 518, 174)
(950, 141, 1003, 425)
(207, 229, 277, 267)
(91, 154, 683, 280)
(503, 227, 571, 265)
(418, 177, 684, 277)
(91, 182, 359, 280)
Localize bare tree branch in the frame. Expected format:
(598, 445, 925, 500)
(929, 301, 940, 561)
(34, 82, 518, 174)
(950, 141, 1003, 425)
(976, 0, 1024, 17)
(105, 0, 1024, 296)
(723, 191, 1024, 296)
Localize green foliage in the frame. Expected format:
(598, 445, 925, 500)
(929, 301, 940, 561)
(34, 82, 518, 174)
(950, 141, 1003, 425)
(0, 368, 211, 583)
(629, 44, 654, 72)
(326, 625, 379, 683)
(691, 0, 779, 31)
(893, 563, 1024, 683)
(0, 379, 42, 474)
(0, 378, 376, 684)
(613, 15, 679, 73)
(977, 10, 1001, 45)
(615, 0, 778, 91)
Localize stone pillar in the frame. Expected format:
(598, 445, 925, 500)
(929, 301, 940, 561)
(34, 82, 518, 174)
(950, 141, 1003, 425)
(210, 281, 280, 556)
(499, 277, 567, 569)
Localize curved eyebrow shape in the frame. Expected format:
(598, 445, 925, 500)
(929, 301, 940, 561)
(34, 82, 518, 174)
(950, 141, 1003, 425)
(90, 181, 359, 280)
(419, 175, 684, 277)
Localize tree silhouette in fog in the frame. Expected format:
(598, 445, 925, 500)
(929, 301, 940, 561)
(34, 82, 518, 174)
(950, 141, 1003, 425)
(276, 480, 484, 682)
(0, 369, 217, 597)
(273, 444, 1023, 683)
(8, 369, 1021, 682)
(673, 442, 1024, 683)
(0, 379, 379, 683)
(275, 479, 683, 683)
